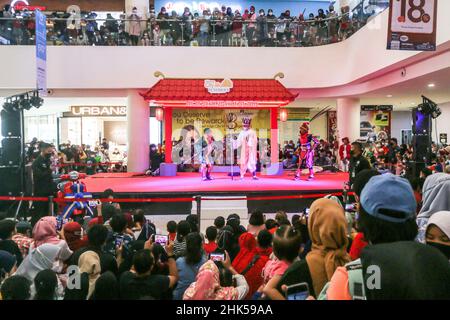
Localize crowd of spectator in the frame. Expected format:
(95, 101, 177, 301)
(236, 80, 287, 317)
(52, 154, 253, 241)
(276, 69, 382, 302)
(26, 137, 131, 174)
(0, 2, 380, 47)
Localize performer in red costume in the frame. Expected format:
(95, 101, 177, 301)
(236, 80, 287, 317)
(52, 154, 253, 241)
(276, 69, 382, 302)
(339, 137, 351, 172)
(294, 122, 319, 181)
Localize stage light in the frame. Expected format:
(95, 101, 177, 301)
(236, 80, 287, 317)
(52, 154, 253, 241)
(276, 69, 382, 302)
(20, 97, 32, 110)
(3, 100, 13, 112)
(280, 109, 288, 122)
(30, 94, 44, 108)
(155, 107, 164, 121)
(10, 100, 20, 112)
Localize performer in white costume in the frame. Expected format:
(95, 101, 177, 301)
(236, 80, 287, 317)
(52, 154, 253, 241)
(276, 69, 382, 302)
(234, 117, 258, 180)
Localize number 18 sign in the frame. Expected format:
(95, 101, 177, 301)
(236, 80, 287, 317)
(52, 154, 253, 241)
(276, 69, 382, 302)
(387, 0, 437, 51)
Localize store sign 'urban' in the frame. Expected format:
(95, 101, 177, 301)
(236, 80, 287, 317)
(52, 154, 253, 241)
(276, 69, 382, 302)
(69, 106, 127, 117)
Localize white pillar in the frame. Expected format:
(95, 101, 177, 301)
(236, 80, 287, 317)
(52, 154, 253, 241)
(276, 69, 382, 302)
(125, 0, 149, 14)
(336, 97, 360, 144)
(127, 89, 150, 172)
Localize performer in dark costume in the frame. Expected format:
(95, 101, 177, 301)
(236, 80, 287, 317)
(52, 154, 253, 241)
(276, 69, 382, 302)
(200, 128, 216, 181)
(294, 122, 319, 181)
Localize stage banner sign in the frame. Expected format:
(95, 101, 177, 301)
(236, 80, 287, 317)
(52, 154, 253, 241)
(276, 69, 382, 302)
(387, 0, 437, 51)
(35, 9, 47, 96)
(172, 108, 270, 141)
(360, 105, 392, 142)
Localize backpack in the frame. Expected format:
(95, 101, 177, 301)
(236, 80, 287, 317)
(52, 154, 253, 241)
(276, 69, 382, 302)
(240, 254, 260, 275)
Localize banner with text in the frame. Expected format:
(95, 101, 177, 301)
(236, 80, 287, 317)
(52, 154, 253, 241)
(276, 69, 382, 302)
(35, 9, 47, 96)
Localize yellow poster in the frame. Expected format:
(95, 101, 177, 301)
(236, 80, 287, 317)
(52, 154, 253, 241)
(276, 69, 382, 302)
(172, 108, 270, 142)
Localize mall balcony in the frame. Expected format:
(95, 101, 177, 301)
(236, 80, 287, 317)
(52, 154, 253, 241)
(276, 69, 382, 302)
(0, 0, 450, 172)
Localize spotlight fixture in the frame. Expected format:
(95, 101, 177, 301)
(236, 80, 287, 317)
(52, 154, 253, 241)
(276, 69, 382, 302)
(418, 95, 441, 119)
(30, 93, 44, 108)
(20, 96, 32, 110)
(1, 90, 44, 113)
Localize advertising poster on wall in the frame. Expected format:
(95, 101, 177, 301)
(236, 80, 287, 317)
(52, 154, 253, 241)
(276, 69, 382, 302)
(327, 110, 337, 146)
(171, 108, 270, 141)
(360, 105, 393, 143)
(387, 0, 437, 51)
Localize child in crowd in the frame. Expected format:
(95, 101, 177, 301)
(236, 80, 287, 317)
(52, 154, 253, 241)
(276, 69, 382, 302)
(167, 220, 177, 242)
(258, 225, 301, 299)
(203, 226, 218, 255)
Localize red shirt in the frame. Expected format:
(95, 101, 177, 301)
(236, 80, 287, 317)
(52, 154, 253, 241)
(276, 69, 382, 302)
(339, 144, 351, 160)
(168, 232, 177, 242)
(203, 241, 217, 255)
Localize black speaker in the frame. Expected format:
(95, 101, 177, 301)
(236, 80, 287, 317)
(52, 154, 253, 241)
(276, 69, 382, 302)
(1, 109, 21, 137)
(1, 138, 22, 166)
(413, 134, 431, 163)
(0, 167, 23, 195)
(412, 108, 431, 135)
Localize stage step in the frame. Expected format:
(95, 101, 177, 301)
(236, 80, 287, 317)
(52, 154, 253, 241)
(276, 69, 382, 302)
(211, 166, 240, 173)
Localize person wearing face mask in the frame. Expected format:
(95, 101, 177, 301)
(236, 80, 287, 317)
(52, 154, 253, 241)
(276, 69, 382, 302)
(31, 143, 57, 223)
(256, 9, 268, 46)
(265, 9, 276, 46)
(245, 6, 257, 46)
(348, 141, 371, 187)
(426, 211, 450, 261)
(234, 118, 258, 180)
(128, 7, 142, 46)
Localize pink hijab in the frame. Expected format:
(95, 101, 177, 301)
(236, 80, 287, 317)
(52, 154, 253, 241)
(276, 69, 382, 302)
(183, 260, 238, 300)
(33, 216, 61, 247)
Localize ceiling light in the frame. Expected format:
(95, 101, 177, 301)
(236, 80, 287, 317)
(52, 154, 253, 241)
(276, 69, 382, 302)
(386, 94, 393, 98)
(428, 83, 435, 88)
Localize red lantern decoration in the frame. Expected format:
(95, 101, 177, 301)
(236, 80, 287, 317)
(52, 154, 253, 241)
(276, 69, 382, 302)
(280, 109, 288, 122)
(155, 107, 164, 121)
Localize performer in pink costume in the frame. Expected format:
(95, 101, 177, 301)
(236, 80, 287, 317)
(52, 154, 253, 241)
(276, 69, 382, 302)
(234, 117, 258, 180)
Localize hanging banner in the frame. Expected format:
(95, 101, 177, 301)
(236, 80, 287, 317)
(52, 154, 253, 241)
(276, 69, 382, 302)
(360, 106, 392, 143)
(35, 9, 47, 96)
(387, 0, 437, 51)
(327, 110, 337, 145)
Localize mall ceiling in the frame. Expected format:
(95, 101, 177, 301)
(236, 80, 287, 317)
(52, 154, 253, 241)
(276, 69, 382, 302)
(296, 66, 450, 111)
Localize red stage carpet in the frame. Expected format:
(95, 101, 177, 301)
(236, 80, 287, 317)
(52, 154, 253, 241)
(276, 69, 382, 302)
(81, 171, 349, 194)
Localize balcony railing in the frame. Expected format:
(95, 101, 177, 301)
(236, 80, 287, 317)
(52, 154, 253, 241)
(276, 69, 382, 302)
(0, 2, 387, 47)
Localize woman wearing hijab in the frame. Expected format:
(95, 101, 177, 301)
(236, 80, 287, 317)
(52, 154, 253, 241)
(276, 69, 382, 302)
(62, 222, 88, 252)
(78, 251, 101, 300)
(306, 198, 351, 296)
(183, 257, 249, 300)
(14, 243, 60, 281)
(14, 243, 65, 299)
(425, 211, 450, 260)
(416, 173, 450, 242)
(0, 250, 17, 284)
(31, 216, 73, 262)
